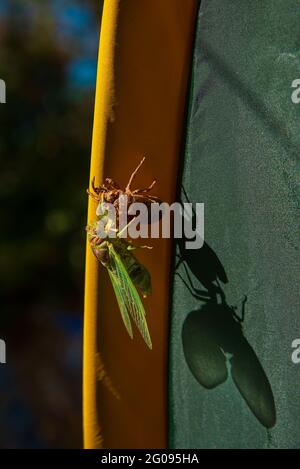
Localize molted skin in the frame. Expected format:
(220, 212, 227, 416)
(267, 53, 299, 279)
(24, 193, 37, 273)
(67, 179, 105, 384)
(87, 158, 162, 226)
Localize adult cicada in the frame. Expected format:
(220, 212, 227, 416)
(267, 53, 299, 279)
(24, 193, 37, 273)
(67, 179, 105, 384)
(86, 220, 152, 349)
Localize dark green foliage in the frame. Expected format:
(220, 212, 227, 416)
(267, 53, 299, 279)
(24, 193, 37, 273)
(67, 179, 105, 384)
(0, 1, 101, 320)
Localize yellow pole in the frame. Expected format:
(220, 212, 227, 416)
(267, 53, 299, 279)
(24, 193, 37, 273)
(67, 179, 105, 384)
(83, 0, 120, 449)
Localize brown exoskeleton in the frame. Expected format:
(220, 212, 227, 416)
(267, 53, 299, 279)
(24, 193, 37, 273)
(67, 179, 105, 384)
(87, 157, 162, 224)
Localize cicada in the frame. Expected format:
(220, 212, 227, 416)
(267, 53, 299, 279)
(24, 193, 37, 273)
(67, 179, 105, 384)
(87, 221, 152, 349)
(87, 157, 162, 225)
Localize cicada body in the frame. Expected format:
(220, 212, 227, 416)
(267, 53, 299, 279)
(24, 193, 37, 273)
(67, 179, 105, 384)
(86, 224, 152, 348)
(87, 224, 151, 298)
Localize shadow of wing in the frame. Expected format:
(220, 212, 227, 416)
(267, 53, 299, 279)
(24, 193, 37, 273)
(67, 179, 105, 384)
(182, 310, 228, 389)
(230, 339, 276, 428)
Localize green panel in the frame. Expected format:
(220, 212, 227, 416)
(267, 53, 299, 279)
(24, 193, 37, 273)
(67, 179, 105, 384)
(169, 0, 300, 449)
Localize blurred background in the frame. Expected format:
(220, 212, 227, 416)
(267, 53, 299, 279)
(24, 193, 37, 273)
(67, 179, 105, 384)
(0, 0, 102, 448)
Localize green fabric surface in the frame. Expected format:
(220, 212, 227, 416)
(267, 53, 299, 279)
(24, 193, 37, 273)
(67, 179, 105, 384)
(169, 0, 300, 449)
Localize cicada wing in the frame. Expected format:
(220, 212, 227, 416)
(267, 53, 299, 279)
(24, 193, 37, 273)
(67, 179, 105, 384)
(107, 269, 133, 340)
(108, 244, 152, 349)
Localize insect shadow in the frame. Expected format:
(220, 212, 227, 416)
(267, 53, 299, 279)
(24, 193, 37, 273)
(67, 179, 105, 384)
(175, 188, 276, 429)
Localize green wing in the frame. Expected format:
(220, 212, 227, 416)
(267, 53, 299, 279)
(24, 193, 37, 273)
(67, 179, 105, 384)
(107, 269, 133, 340)
(107, 243, 152, 349)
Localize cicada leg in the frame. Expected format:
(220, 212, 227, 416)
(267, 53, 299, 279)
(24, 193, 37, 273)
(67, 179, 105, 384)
(86, 177, 103, 201)
(125, 157, 146, 192)
(116, 217, 139, 238)
(86, 189, 101, 201)
(128, 192, 161, 202)
(127, 243, 153, 251)
(131, 179, 157, 194)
